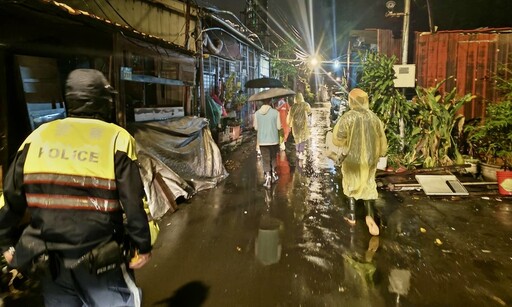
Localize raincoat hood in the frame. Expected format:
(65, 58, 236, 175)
(258, 104, 273, 115)
(286, 92, 311, 144)
(65, 69, 117, 122)
(295, 92, 306, 104)
(348, 88, 369, 111)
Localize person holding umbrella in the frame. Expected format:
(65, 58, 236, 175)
(254, 97, 281, 188)
(245, 78, 286, 159)
(249, 87, 295, 188)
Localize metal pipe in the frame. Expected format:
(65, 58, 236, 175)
(196, 18, 205, 117)
(202, 7, 264, 49)
(425, 0, 434, 33)
(202, 14, 269, 55)
(401, 0, 410, 64)
(389, 181, 498, 189)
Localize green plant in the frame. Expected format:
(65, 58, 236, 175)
(495, 59, 512, 101)
(271, 40, 300, 89)
(410, 79, 474, 168)
(224, 73, 238, 103)
(357, 53, 474, 169)
(226, 118, 242, 127)
(465, 100, 512, 167)
(233, 93, 248, 107)
(358, 51, 411, 168)
(465, 59, 512, 168)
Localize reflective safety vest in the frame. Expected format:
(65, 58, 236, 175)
(21, 117, 137, 212)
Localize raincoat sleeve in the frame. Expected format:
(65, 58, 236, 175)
(286, 110, 292, 127)
(378, 121, 388, 157)
(114, 131, 152, 254)
(331, 115, 349, 154)
(277, 112, 282, 131)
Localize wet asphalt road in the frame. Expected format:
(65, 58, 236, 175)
(137, 104, 512, 307)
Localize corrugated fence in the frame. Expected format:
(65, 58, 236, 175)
(415, 28, 512, 120)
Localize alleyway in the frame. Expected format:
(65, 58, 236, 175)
(137, 104, 512, 307)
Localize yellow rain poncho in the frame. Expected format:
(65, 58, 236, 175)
(332, 89, 387, 200)
(287, 93, 312, 144)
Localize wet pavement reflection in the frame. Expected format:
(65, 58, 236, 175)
(137, 104, 512, 307)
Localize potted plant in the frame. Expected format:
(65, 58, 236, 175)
(233, 91, 248, 111)
(465, 100, 512, 192)
(465, 59, 512, 193)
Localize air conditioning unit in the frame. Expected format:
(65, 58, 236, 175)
(393, 64, 416, 88)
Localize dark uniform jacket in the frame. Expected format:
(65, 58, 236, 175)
(0, 117, 151, 264)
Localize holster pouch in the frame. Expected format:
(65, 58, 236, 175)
(88, 241, 123, 275)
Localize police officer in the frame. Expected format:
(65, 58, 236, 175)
(0, 69, 151, 306)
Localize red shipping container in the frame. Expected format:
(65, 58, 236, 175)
(415, 28, 512, 121)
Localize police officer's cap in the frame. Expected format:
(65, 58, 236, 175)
(65, 69, 117, 121)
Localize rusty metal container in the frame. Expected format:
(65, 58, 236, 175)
(415, 28, 512, 120)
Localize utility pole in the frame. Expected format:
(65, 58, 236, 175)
(401, 0, 410, 64)
(385, 0, 410, 64)
(385, 0, 411, 149)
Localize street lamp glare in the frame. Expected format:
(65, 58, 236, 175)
(310, 56, 319, 67)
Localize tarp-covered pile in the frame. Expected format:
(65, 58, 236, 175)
(128, 116, 228, 219)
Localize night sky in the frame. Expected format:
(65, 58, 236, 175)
(201, 0, 512, 31)
(200, 0, 512, 58)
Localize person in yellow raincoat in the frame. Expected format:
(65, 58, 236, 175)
(286, 93, 311, 160)
(332, 88, 387, 236)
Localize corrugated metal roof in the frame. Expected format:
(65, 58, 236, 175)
(27, 0, 195, 56)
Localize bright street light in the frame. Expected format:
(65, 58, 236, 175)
(309, 56, 319, 67)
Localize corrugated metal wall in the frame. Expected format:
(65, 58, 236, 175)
(351, 29, 402, 60)
(415, 29, 512, 120)
(376, 29, 402, 60)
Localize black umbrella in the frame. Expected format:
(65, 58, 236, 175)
(245, 77, 284, 89)
(248, 88, 295, 102)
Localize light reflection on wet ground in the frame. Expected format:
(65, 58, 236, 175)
(137, 104, 512, 307)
